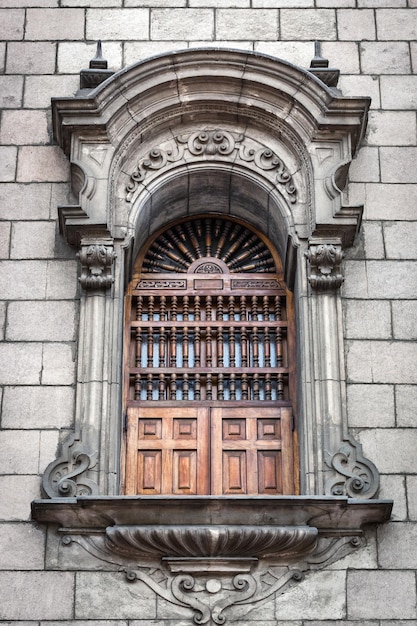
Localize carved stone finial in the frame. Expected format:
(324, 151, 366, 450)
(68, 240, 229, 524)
(305, 242, 344, 291)
(325, 437, 380, 499)
(77, 241, 116, 290)
(309, 41, 340, 88)
(42, 431, 98, 498)
(79, 41, 114, 91)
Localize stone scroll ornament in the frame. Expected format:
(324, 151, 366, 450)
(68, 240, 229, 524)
(126, 129, 297, 204)
(78, 242, 116, 290)
(61, 525, 364, 625)
(42, 432, 98, 498)
(305, 243, 344, 291)
(325, 438, 380, 499)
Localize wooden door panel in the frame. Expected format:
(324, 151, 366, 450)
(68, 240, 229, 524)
(211, 406, 294, 495)
(125, 406, 210, 495)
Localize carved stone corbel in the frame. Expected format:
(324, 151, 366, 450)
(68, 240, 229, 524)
(305, 241, 344, 291)
(324, 437, 380, 499)
(42, 431, 98, 498)
(77, 239, 116, 290)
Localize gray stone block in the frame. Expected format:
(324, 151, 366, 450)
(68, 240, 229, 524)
(337, 8, 376, 40)
(151, 8, 213, 40)
(321, 41, 360, 73)
(378, 522, 417, 569)
(376, 8, 417, 40)
(0, 8, 24, 40)
(384, 222, 417, 260)
(381, 75, 417, 110)
(75, 571, 156, 619)
(24, 75, 78, 108)
(365, 183, 417, 221)
(347, 570, 417, 619)
(0, 110, 49, 145)
(0, 183, 51, 220)
(6, 301, 77, 341)
(25, 8, 85, 39)
(363, 222, 385, 259)
(0, 343, 42, 385)
(367, 261, 417, 299)
(0, 430, 41, 474)
(0, 222, 11, 259)
(2, 385, 74, 429)
(255, 41, 312, 67)
(274, 570, 346, 620)
(349, 146, 380, 182)
(367, 111, 417, 147)
(46, 260, 79, 299)
(0, 522, 45, 570)
(347, 340, 417, 384)
(216, 9, 278, 40)
(280, 9, 336, 39)
(10, 221, 56, 259)
(379, 474, 407, 521)
(0, 76, 24, 108)
(407, 476, 417, 521)
(86, 8, 149, 40)
(343, 300, 391, 339)
(339, 75, 381, 107)
(360, 41, 411, 73)
(41, 343, 76, 385)
(347, 384, 395, 428)
(381, 148, 417, 183)
(0, 261, 47, 299)
(0, 475, 41, 521)
(6, 42, 56, 74)
(396, 384, 417, 427)
(0, 571, 74, 620)
(17, 146, 69, 183)
(0, 147, 17, 182)
(357, 428, 417, 473)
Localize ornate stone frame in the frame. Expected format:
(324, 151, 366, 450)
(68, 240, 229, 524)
(33, 48, 391, 621)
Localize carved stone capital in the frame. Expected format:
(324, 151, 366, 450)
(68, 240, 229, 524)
(78, 240, 116, 290)
(305, 242, 344, 291)
(42, 431, 98, 498)
(325, 436, 380, 499)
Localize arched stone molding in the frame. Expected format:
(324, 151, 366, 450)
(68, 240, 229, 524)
(48, 48, 377, 499)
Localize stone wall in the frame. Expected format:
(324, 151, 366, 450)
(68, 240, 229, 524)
(0, 0, 416, 623)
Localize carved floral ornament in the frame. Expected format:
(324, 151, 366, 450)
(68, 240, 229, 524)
(126, 130, 298, 205)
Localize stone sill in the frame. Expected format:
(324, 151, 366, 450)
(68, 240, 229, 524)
(32, 495, 392, 571)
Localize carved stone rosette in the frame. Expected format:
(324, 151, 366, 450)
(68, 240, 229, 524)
(305, 242, 344, 291)
(78, 240, 116, 290)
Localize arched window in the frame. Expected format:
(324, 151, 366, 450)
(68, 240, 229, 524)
(123, 216, 297, 495)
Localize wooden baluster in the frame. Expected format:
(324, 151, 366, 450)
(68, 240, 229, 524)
(147, 328, 154, 368)
(242, 372, 249, 400)
(195, 374, 201, 400)
(263, 295, 270, 321)
(253, 373, 260, 400)
(183, 327, 189, 367)
(148, 295, 155, 320)
(205, 218, 212, 256)
(146, 373, 153, 400)
(206, 373, 212, 400)
(217, 295, 224, 368)
(171, 295, 178, 321)
(183, 295, 189, 321)
(195, 327, 201, 367)
(228, 295, 236, 368)
(170, 373, 177, 400)
(230, 373, 236, 400)
(160, 295, 166, 320)
(159, 327, 166, 367)
(206, 295, 212, 321)
(194, 295, 201, 321)
(206, 326, 212, 367)
(241, 327, 248, 368)
(277, 373, 284, 400)
(158, 373, 165, 400)
(134, 372, 142, 401)
(183, 373, 189, 400)
(218, 373, 224, 400)
(264, 328, 271, 367)
(265, 374, 272, 400)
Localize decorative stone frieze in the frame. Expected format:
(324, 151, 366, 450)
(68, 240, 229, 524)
(305, 242, 344, 291)
(41, 431, 98, 498)
(126, 130, 297, 205)
(78, 240, 116, 290)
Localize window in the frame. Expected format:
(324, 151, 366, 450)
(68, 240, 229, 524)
(123, 216, 297, 495)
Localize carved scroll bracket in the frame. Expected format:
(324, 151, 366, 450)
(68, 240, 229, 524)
(324, 436, 380, 499)
(42, 431, 98, 498)
(78, 238, 116, 291)
(305, 241, 344, 291)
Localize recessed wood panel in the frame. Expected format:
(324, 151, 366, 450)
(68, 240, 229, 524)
(258, 450, 282, 494)
(223, 451, 247, 494)
(173, 450, 197, 493)
(138, 450, 162, 493)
